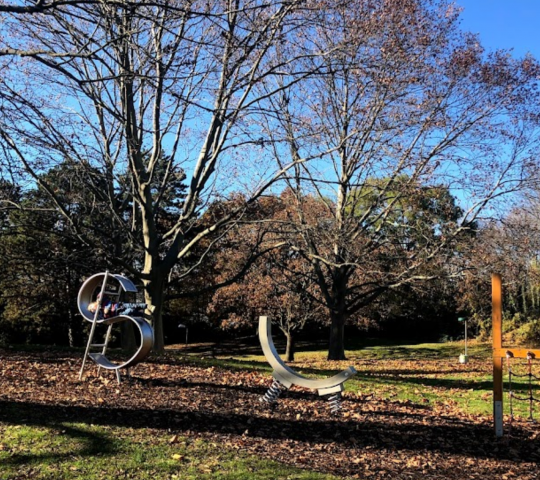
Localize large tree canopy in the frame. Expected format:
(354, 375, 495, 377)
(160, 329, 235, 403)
(259, 0, 540, 358)
(0, 0, 312, 351)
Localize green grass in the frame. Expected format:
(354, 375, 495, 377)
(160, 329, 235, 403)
(209, 339, 536, 419)
(0, 422, 336, 480)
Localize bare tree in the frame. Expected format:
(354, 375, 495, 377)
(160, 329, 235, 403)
(0, 0, 313, 351)
(0, 1, 85, 14)
(260, 0, 540, 359)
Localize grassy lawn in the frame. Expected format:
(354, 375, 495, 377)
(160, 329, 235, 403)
(0, 421, 337, 480)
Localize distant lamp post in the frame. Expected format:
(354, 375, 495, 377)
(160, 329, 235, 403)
(458, 317, 468, 364)
(178, 323, 189, 346)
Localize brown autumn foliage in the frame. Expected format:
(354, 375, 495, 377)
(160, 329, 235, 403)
(207, 184, 472, 357)
(206, 192, 326, 361)
(208, 252, 324, 361)
(457, 204, 540, 341)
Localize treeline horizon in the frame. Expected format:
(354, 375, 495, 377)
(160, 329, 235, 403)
(2, 175, 540, 356)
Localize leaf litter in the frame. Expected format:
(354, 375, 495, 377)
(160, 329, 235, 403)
(0, 348, 539, 479)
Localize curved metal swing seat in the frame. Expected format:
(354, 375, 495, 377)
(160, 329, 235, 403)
(78, 272, 154, 373)
(259, 316, 357, 396)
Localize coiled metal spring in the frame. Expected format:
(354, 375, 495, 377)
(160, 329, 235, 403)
(260, 378, 285, 404)
(327, 392, 342, 414)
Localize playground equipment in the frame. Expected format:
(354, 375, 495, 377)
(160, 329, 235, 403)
(258, 316, 357, 413)
(78, 271, 154, 383)
(505, 351, 539, 424)
(492, 273, 540, 436)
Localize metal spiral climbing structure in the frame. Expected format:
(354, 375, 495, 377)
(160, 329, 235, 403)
(78, 272, 154, 383)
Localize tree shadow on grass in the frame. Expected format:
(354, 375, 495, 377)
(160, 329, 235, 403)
(242, 361, 494, 392)
(129, 356, 531, 399)
(0, 418, 117, 469)
(356, 372, 540, 393)
(129, 376, 433, 416)
(0, 398, 537, 466)
(363, 367, 489, 376)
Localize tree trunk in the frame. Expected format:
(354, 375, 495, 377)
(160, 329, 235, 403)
(66, 272, 76, 347)
(285, 332, 295, 362)
(67, 309, 75, 348)
(121, 321, 136, 351)
(327, 269, 349, 360)
(328, 309, 347, 360)
(67, 307, 75, 348)
(144, 276, 166, 353)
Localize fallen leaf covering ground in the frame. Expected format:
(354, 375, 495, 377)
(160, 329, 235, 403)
(0, 348, 539, 479)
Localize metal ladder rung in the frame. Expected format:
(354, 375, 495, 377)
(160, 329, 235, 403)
(79, 271, 115, 381)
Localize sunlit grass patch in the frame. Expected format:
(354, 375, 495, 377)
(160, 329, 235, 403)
(0, 423, 337, 480)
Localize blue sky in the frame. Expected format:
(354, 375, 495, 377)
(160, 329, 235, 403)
(456, 0, 540, 58)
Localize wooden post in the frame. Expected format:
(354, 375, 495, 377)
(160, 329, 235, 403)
(492, 273, 503, 437)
